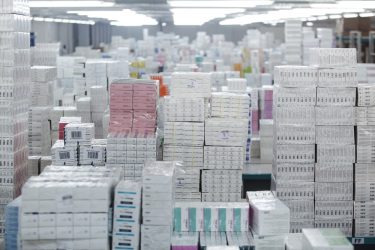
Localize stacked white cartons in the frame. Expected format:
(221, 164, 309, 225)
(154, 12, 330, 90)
(211, 72, 226, 89)
(141, 161, 176, 250)
(302, 28, 319, 66)
(164, 75, 209, 201)
(311, 48, 357, 237)
(355, 83, 375, 237)
(301, 229, 353, 250)
(28, 107, 51, 156)
(76, 96, 91, 123)
(90, 86, 108, 138)
(85, 60, 108, 90)
(112, 181, 141, 250)
(247, 191, 290, 250)
(0, 0, 30, 237)
(357, 63, 375, 84)
(317, 28, 334, 48)
(259, 120, 273, 163)
(227, 78, 247, 93)
(20, 166, 120, 250)
(273, 65, 317, 233)
(73, 58, 86, 98)
(31, 43, 60, 66)
(285, 20, 302, 65)
(204, 92, 248, 201)
(30, 66, 55, 107)
(51, 140, 78, 166)
(106, 60, 129, 84)
(79, 139, 107, 166)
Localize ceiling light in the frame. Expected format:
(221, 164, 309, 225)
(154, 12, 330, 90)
(30, 0, 114, 8)
(306, 22, 313, 27)
(343, 13, 358, 18)
(307, 17, 318, 21)
(360, 12, 375, 17)
(33, 17, 45, 21)
(317, 15, 328, 20)
(329, 14, 342, 19)
(172, 8, 245, 25)
(69, 9, 158, 26)
(44, 17, 54, 22)
(168, 0, 273, 8)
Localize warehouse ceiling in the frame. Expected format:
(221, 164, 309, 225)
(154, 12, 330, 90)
(30, 0, 375, 26)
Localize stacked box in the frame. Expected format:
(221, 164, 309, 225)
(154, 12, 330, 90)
(30, 66, 55, 107)
(64, 123, 95, 147)
(173, 202, 249, 232)
(355, 85, 375, 237)
(301, 229, 353, 250)
(5, 196, 21, 250)
(171, 232, 199, 250)
(226, 231, 255, 250)
(106, 60, 129, 84)
(79, 139, 107, 166)
(170, 72, 212, 98)
(31, 43, 59, 66)
(50, 107, 78, 143)
(51, 140, 78, 166)
(285, 20, 302, 65)
(164, 100, 204, 201)
(19, 166, 120, 250)
(28, 156, 40, 177)
(109, 79, 157, 133)
(211, 92, 250, 119)
(112, 181, 141, 250)
(28, 107, 51, 156)
(58, 117, 82, 140)
(85, 60, 108, 89)
(247, 192, 288, 250)
(0, 3, 31, 236)
(246, 88, 258, 163)
(357, 63, 375, 84)
(259, 120, 273, 163)
(204, 116, 247, 201)
(76, 96, 91, 123)
(107, 132, 156, 180)
(272, 65, 317, 233)
(227, 78, 247, 93)
(141, 161, 176, 250)
(313, 48, 357, 237)
(302, 28, 319, 66)
(200, 232, 227, 248)
(259, 86, 273, 119)
(90, 86, 108, 138)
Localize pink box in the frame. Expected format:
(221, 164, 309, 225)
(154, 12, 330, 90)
(110, 83, 133, 91)
(133, 102, 156, 111)
(133, 83, 157, 92)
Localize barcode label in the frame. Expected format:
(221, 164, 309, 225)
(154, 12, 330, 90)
(59, 151, 70, 159)
(88, 151, 99, 159)
(71, 131, 82, 139)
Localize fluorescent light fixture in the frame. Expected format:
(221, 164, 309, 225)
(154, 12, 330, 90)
(33, 17, 45, 21)
(68, 9, 158, 26)
(168, 0, 273, 8)
(172, 8, 245, 25)
(317, 15, 328, 20)
(30, 0, 114, 8)
(329, 14, 342, 19)
(307, 17, 318, 21)
(306, 22, 313, 26)
(44, 17, 54, 22)
(343, 13, 358, 18)
(360, 12, 375, 17)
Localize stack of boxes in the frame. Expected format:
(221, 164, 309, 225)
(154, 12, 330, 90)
(30, 66, 55, 107)
(85, 60, 108, 90)
(302, 28, 319, 66)
(107, 132, 156, 180)
(259, 120, 273, 163)
(302, 229, 353, 250)
(58, 117, 82, 140)
(284, 20, 302, 65)
(76, 96, 92, 123)
(79, 139, 107, 166)
(141, 161, 176, 250)
(163, 97, 205, 201)
(107, 79, 158, 180)
(273, 65, 317, 233)
(355, 84, 375, 237)
(28, 107, 52, 156)
(51, 123, 95, 166)
(203, 92, 249, 202)
(259, 86, 273, 120)
(0, 0, 31, 236)
(90, 85, 108, 138)
(247, 191, 290, 250)
(317, 28, 333, 48)
(5, 197, 21, 250)
(112, 181, 142, 250)
(31, 43, 60, 66)
(312, 48, 357, 237)
(19, 166, 120, 250)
